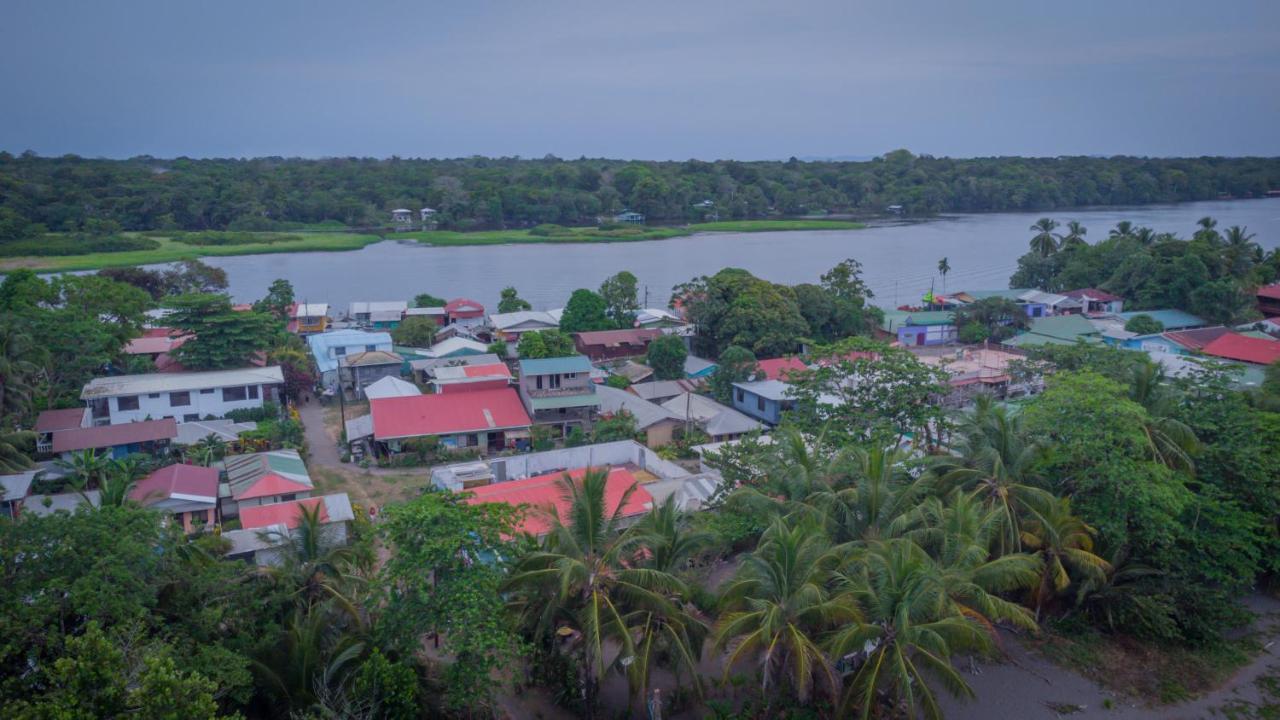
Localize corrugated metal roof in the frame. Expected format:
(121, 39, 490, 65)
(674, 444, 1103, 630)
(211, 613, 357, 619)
(1201, 333, 1280, 366)
(529, 394, 601, 411)
(1116, 309, 1208, 330)
(362, 376, 422, 400)
(465, 467, 651, 536)
(371, 388, 532, 439)
(518, 355, 593, 375)
(732, 379, 794, 401)
(51, 418, 177, 452)
(81, 367, 284, 399)
(594, 384, 680, 429)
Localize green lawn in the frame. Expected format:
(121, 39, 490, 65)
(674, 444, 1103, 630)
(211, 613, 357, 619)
(0, 219, 865, 272)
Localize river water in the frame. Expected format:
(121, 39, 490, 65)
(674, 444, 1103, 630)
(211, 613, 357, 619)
(206, 199, 1280, 313)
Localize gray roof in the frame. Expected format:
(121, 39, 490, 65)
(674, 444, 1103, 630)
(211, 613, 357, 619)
(661, 393, 762, 436)
(629, 379, 697, 403)
(0, 469, 38, 503)
(362, 376, 422, 400)
(81, 366, 284, 399)
(345, 414, 374, 440)
(594, 384, 680, 429)
(732, 379, 794, 401)
(488, 310, 558, 331)
(174, 419, 258, 445)
(683, 355, 717, 375)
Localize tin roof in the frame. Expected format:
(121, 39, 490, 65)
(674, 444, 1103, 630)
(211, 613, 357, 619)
(465, 467, 652, 536)
(518, 355, 593, 375)
(81, 367, 284, 399)
(371, 388, 532, 440)
(51, 418, 177, 453)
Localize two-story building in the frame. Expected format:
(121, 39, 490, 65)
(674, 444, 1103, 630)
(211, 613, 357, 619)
(879, 310, 957, 346)
(517, 355, 600, 435)
(732, 379, 796, 425)
(308, 329, 394, 391)
(80, 367, 284, 426)
(130, 463, 219, 532)
(445, 298, 487, 329)
(349, 301, 408, 329)
(573, 328, 663, 362)
(339, 350, 404, 398)
(290, 303, 329, 335)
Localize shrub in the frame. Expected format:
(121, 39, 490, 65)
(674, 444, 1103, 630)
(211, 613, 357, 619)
(224, 402, 279, 423)
(1124, 314, 1165, 335)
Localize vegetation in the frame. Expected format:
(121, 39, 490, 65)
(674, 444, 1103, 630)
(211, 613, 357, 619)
(390, 315, 438, 347)
(646, 334, 689, 380)
(558, 288, 612, 333)
(516, 329, 576, 359)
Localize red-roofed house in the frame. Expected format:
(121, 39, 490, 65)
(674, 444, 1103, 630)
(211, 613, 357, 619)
(756, 357, 809, 381)
(221, 449, 314, 516)
(573, 328, 663, 361)
(49, 418, 178, 458)
(1061, 288, 1124, 315)
(445, 298, 487, 329)
(370, 388, 532, 453)
(131, 464, 219, 532)
(1257, 284, 1280, 317)
(430, 363, 513, 394)
(1163, 326, 1233, 352)
(226, 493, 356, 565)
(1201, 333, 1280, 366)
(464, 467, 653, 536)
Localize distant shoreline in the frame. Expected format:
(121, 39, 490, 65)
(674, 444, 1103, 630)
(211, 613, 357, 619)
(1, 219, 867, 273)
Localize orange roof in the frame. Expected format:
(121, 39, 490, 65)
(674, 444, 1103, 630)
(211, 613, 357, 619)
(234, 473, 314, 501)
(756, 357, 808, 381)
(1256, 284, 1280, 301)
(464, 466, 653, 536)
(240, 496, 327, 530)
(1201, 333, 1280, 366)
(463, 363, 512, 378)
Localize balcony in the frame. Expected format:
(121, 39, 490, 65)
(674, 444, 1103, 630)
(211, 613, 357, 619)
(525, 386, 594, 399)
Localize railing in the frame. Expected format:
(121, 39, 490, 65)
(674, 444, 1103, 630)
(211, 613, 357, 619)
(524, 386, 594, 399)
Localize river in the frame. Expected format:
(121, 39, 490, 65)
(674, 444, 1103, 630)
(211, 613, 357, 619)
(205, 199, 1280, 313)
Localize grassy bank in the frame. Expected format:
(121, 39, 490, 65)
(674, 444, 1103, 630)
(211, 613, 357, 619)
(0, 219, 865, 272)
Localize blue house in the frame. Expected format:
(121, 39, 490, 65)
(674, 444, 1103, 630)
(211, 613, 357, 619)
(308, 329, 394, 391)
(732, 379, 794, 425)
(879, 310, 956, 346)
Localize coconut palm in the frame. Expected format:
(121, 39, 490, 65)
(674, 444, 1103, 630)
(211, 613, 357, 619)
(1020, 497, 1110, 619)
(1223, 225, 1259, 277)
(56, 448, 111, 490)
(1127, 363, 1200, 472)
(937, 257, 951, 294)
(0, 320, 41, 421)
(714, 519, 859, 706)
(505, 468, 701, 717)
(930, 398, 1055, 553)
(1133, 226, 1156, 246)
(1059, 221, 1088, 249)
(0, 430, 34, 473)
(831, 539, 1004, 720)
(253, 601, 367, 714)
(261, 502, 367, 616)
(1194, 216, 1221, 245)
(812, 445, 932, 544)
(188, 433, 227, 466)
(1108, 220, 1135, 240)
(634, 495, 714, 574)
(1028, 218, 1060, 257)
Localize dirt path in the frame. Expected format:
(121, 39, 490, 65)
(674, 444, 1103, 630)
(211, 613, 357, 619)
(296, 398, 430, 509)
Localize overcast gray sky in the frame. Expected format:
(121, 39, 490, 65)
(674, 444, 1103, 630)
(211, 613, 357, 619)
(4, 0, 1278, 160)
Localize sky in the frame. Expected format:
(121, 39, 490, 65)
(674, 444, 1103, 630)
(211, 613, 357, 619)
(3, 0, 1279, 160)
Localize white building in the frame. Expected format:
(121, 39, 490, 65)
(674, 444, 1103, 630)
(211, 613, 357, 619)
(81, 367, 284, 426)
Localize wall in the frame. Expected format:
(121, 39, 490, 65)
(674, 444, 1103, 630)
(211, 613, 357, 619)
(102, 384, 276, 425)
(732, 388, 783, 424)
(432, 440, 688, 491)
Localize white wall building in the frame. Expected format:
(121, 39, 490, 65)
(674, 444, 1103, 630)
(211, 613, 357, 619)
(81, 367, 284, 426)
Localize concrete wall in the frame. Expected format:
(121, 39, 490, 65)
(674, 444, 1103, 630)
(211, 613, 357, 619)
(432, 440, 688, 491)
(101, 384, 276, 425)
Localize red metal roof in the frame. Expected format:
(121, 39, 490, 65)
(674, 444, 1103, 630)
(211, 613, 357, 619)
(463, 363, 512, 378)
(445, 297, 486, 317)
(371, 388, 532, 440)
(756, 357, 808, 381)
(465, 466, 653, 536)
(1062, 288, 1122, 302)
(51, 418, 177, 453)
(1163, 326, 1232, 351)
(1201, 333, 1280, 366)
(131, 463, 218, 504)
(574, 328, 663, 348)
(240, 496, 328, 530)
(1256, 284, 1280, 301)
(124, 332, 190, 356)
(35, 408, 85, 433)
(234, 473, 314, 501)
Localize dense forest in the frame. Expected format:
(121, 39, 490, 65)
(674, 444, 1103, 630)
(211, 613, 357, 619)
(1, 151, 1278, 243)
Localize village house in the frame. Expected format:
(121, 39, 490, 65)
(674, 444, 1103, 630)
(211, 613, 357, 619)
(130, 463, 219, 533)
(430, 362, 512, 394)
(467, 467, 653, 535)
(610, 360, 655, 384)
(731, 379, 796, 425)
(1199, 333, 1280, 366)
(517, 355, 600, 435)
(410, 352, 503, 384)
(756, 357, 809, 381)
(80, 367, 284, 425)
(34, 407, 177, 458)
(683, 355, 719, 380)
(308, 329, 394, 391)
(879, 310, 957, 346)
(573, 328, 663, 362)
(1256, 283, 1280, 317)
(661, 391, 764, 441)
(420, 336, 490, 359)
(123, 328, 191, 372)
(289, 303, 329, 335)
(1003, 315, 1102, 348)
(444, 298, 487, 329)
(0, 468, 39, 518)
(361, 375, 422, 401)
(349, 301, 409, 329)
(219, 449, 314, 519)
(594, 384, 682, 447)
(634, 307, 688, 329)
(222, 492, 356, 566)
(488, 310, 559, 344)
(339, 350, 404, 398)
(390, 208, 414, 229)
(370, 388, 533, 454)
(172, 418, 257, 449)
(404, 306, 449, 326)
(628, 379, 700, 404)
(1061, 288, 1125, 315)
(613, 210, 645, 224)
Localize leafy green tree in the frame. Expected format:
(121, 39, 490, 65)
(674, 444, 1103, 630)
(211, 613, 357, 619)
(390, 315, 437, 348)
(674, 268, 809, 357)
(952, 297, 1029, 342)
(255, 278, 295, 320)
(379, 491, 519, 713)
(709, 345, 759, 404)
(168, 293, 281, 370)
(162, 259, 229, 295)
(1190, 278, 1254, 325)
(604, 374, 631, 389)
(559, 288, 612, 333)
(645, 334, 688, 380)
(1020, 497, 1110, 618)
(0, 319, 40, 423)
(497, 286, 531, 313)
(1123, 313, 1164, 335)
(517, 329, 575, 359)
(592, 410, 638, 443)
(599, 270, 640, 326)
(412, 292, 447, 308)
(0, 430, 35, 473)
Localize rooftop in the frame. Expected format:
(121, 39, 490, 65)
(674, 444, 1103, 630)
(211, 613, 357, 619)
(732, 379, 794, 401)
(1164, 326, 1233, 351)
(433, 363, 512, 382)
(488, 310, 558, 331)
(362, 375, 422, 400)
(594, 384, 680, 429)
(292, 303, 329, 318)
(1062, 287, 1122, 302)
(628, 379, 699, 402)
(464, 466, 653, 536)
(350, 301, 408, 315)
(445, 297, 485, 315)
(425, 337, 489, 358)
(1201, 333, 1280, 366)
(51, 418, 177, 453)
(371, 388, 532, 440)
(131, 464, 218, 507)
(223, 449, 312, 500)
(35, 407, 85, 434)
(683, 355, 718, 376)
(574, 328, 662, 348)
(756, 357, 808, 381)
(339, 350, 403, 367)
(173, 418, 257, 445)
(518, 355, 593, 376)
(1256, 284, 1280, 301)
(308, 330, 393, 374)
(240, 493, 355, 531)
(1116, 309, 1208, 330)
(81, 366, 284, 399)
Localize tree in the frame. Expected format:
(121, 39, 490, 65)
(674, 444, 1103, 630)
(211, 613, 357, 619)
(0, 319, 40, 423)
(709, 345, 759, 404)
(599, 270, 640, 326)
(0, 430, 35, 473)
(267, 345, 315, 402)
(951, 297, 1030, 342)
(1029, 217, 1060, 256)
(592, 410, 639, 443)
(1190, 278, 1253, 325)
(674, 268, 809, 357)
(162, 259, 228, 295)
(1060, 220, 1088, 249)
(168, 293, 281, 370)
(517, 329, 575, 359)
(497, 286, 531, 313)
(937, 257, 951, 293)
(256, 278, 295, 320)
(390, 315, 438, 348)
(379, 491, 519, 713)
(646, 334, 688, 380)
(412, 292, 447, 308)
(1020, 498, 1110, 618)
(1124, 314, 1164, 335)
(99, 266, 168, 299)
(559, 288, 612, 333)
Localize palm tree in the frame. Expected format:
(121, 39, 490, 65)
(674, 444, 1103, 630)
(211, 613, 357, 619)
(1223, 225, 1258, 277)
(1020, 498, 1110, 619)
(831, 539, 1007, 720)
(0, 430, 34, 473)
(253, 601, 367, 714)
(56, 448, 111, 490)
(188, 434, 227, 466)
(1059, 221, 1087, 249)
(634, 495, 714, 574)
(261, 502, 366, 616)
(937, 257, 951, 294)
(0, 320, 40, 421)
(714, 519, 859, 706)
(1029, 218, 1060, 257)
(1108, 220, 1135, 240)
(812, 445, 932, 544)
(1133, 226, 1156, 246)
(505, 468, 701, 717)
(930, 398, 1054, 553)
(1195, 216, 1221, 245)
(1128, 363, 1200, 472)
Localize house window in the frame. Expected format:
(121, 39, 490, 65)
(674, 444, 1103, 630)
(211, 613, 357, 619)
(334, 346, 346, 356)
(366, 344, 376, 351)
(535, 375, 543, 390)
(757, 396, 765, 412)
(183, 413, 199, 422)
(735, 389, 744, 403)
(148, 393, 160, 399)
(222, 386, 248, 402)
(248, 385, 260, 399)
(169, 391, 191, 407)
(117, 395, 140, 411)
(549, 374, 562, 389)
(280, 493, 296, 502)
(200, 388, 215, 394)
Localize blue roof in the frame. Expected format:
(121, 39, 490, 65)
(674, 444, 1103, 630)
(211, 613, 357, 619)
(1117, 309, 1208, 331)
(308, 330, 393, 374)
(518, 355, 593, 375)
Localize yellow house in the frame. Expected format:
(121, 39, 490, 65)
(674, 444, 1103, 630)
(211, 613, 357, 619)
(292, 303, 330, 335)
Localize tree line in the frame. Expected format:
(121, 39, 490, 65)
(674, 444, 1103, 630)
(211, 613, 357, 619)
(2, 151, 1278, 244)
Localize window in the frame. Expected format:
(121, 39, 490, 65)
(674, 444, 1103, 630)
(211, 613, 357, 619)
(757, 396, 765, 412)
(183, 413, 199, 422)
(222, 386, 248, 402)
(117, 395, 140, 411)
(280, 493, 296, 502)
(735, 389, 744, 403)
(169, 391, 191, 407)
(148, 393, 160, 399)
(535, 375, 543, 390)
(549, 374, 562, 389)
(200, 388, 215, 394)
(366, 344, 376, 351)
(334, 346, 346, 356)
(248, 385, 259, 399)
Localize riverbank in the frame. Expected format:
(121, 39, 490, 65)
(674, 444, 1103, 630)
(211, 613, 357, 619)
(0, 219, 866, 272)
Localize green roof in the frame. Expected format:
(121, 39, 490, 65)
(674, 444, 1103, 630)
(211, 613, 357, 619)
(529, 394, 602, 411)
(963, 289, 1032, 301)
(266, 452, 309, 478)
(1024, 314, 1099, 341)
(1004, 333, 1087, 348)
(518, 355, 593, 375)
(904, 311, 955, 326)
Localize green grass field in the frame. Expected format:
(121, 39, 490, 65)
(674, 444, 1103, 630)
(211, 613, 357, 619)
(0, 219, 865, 272)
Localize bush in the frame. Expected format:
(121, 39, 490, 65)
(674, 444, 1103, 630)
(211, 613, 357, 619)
(170, 231, 301, 246)
(604, 374, 631, 389)
(1124, 314, 1165, 335)
(528, 223, 572, 237)
(0, 234, 159, 257)
(224, 402, 280, 423)
(958, 322, 990, 344)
